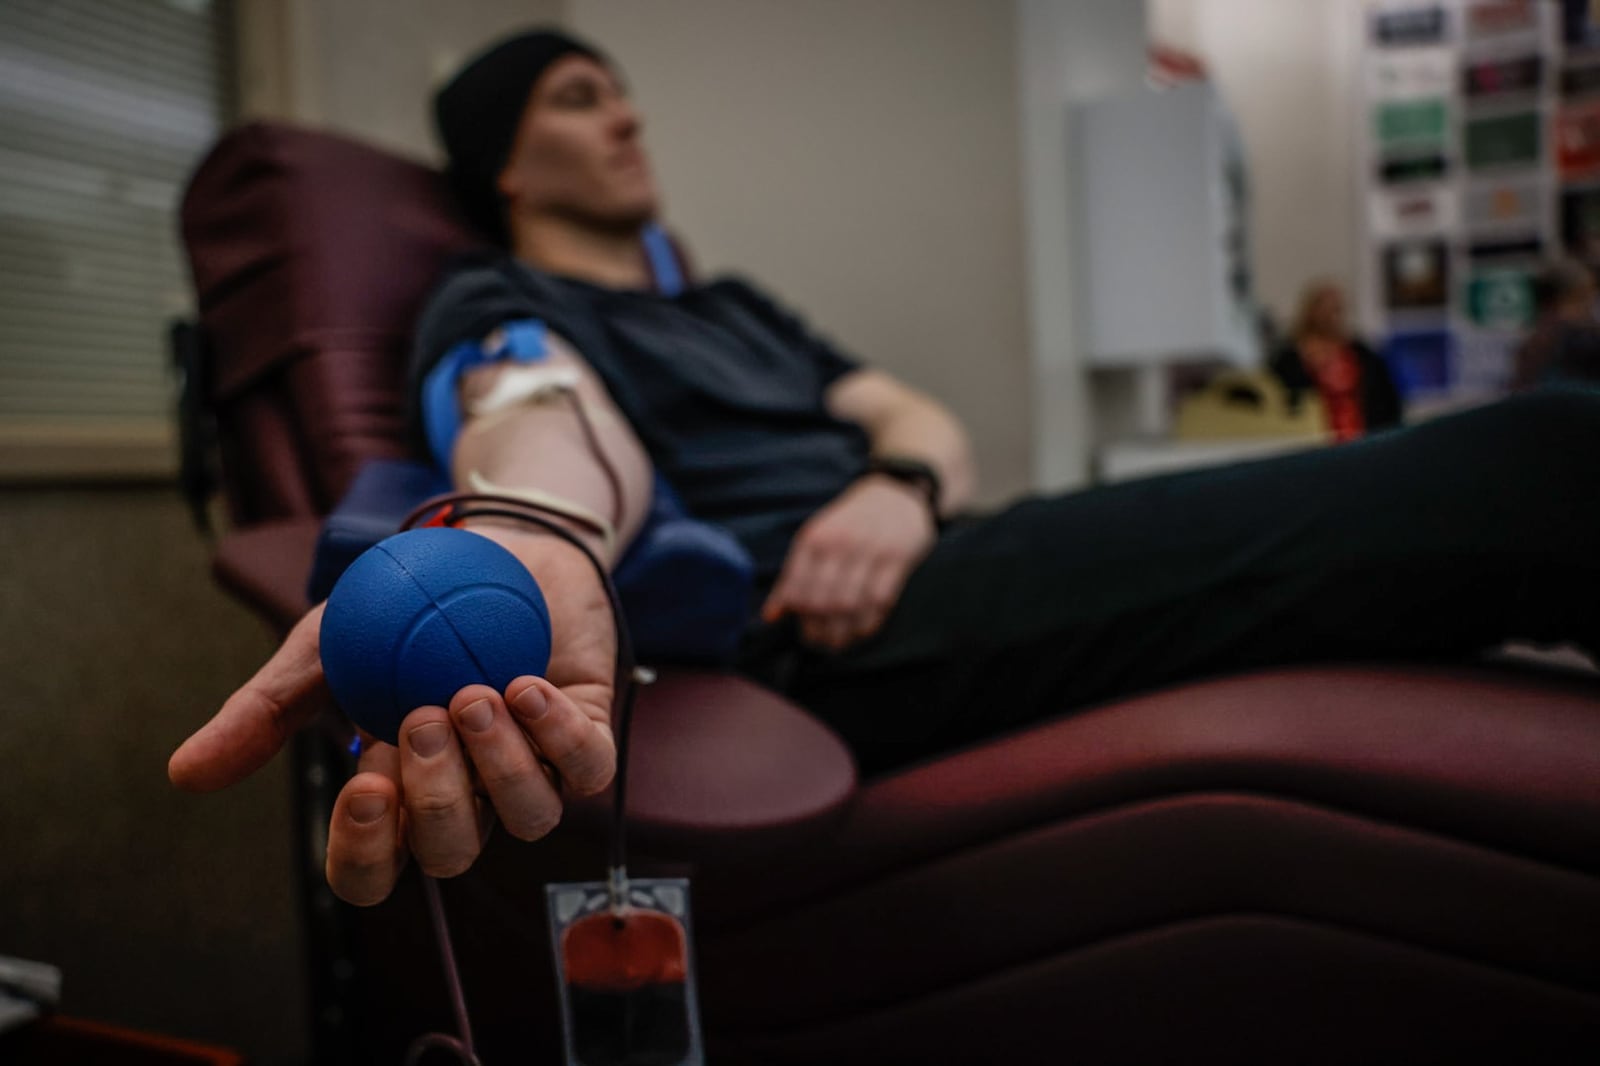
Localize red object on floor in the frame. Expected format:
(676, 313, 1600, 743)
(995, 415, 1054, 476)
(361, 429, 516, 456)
(4, 1016, 245, 1066)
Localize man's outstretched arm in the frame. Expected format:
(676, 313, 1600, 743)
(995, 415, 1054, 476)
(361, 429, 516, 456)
(169, 334, 653, 905)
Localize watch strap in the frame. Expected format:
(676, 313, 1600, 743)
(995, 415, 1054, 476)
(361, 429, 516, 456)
(864, 455, 942, 520)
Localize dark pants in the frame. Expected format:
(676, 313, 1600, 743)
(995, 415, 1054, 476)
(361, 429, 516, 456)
(740, 389, 1600, 775)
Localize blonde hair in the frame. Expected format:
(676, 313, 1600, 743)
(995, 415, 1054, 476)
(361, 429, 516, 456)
(1290, 279, 1346, 342)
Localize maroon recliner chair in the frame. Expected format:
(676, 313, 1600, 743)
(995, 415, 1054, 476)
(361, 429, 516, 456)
(178, 121, 1600, 1065)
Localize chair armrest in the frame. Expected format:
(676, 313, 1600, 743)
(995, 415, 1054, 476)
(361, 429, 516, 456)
(213, 519, 323, 633)
(614, 671, 858, 857)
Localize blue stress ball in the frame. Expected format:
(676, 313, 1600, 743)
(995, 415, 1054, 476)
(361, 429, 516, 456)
(319, 527, 552, 746)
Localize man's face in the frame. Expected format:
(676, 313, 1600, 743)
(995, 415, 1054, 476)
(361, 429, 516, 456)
(496, 54, 659, 233)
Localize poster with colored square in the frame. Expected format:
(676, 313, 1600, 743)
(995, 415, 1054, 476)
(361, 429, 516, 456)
(1367, 47, 1454, 97)
(1463, 54, 1543, 96)
(1375, 97, 1449, 144)
(1467, 0, 1538, 39)
(1372, 5, 1449, 47)
(1383, 240, 1451, 309)
(1380, 329, 1454, 397)
(1557, 99, 1600, 178)
(1465, 111, 1542, 169)
(1466, 269, 1535, 328)
(1464, 176, 1545, 229)
(1370, 184, 1459, 236)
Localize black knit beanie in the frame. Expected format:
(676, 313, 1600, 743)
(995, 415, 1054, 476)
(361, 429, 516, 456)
(434, 28, 607, 244)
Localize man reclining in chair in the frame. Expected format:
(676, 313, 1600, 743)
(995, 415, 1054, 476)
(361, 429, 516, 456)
(170, 29, 1600, 907)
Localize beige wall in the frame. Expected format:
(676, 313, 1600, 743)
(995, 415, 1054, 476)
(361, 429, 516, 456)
(1150, 0, 1361, 328)
(569, 0, 1032, 503)
(237, 0, 564, 161)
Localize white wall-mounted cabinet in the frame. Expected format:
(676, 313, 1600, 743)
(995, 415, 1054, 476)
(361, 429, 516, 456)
(1074, 82, 1259, 370)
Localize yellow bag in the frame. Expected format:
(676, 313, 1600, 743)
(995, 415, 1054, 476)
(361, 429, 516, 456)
(1175, 370, 1328, 441)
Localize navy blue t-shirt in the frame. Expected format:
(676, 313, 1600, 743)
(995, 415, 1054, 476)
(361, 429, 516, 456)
(409, 254, 870, 584)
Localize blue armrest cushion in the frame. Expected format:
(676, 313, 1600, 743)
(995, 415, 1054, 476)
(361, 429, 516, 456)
(308, 459, 753, 664)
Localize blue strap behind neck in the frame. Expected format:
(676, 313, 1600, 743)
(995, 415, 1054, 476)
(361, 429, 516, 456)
(642, 222, 684, 297)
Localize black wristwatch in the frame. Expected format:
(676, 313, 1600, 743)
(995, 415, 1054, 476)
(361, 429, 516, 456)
(864, 455, 942, 521)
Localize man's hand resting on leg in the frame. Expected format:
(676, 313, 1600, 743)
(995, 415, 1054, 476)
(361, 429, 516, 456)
(761, 474, 936, 651)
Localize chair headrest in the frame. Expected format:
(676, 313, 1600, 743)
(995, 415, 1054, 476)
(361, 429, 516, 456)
(181, 120, 480, 401)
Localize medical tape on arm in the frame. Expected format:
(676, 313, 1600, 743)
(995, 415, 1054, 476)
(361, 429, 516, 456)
(464, 469, 616, 559)
(465, 361, 584, 425)
(422, 319, 547, 468)
(442, 322, 624, 556)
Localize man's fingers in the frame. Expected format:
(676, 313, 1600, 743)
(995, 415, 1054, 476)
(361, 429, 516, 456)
(449, 685, 564, 842)
(168, 605, 331, 793)
(505, 676, 615, 796)
(763, 526, 839, 622)
(800, 554, 868, 649)
(795, 551, 846, 614)
(760, 576, 790, 623)
(399, 706, 483, 878)
(761, 543, 813, 622)
(800, 614, 848, 650)
(828, 552, 877, 616)
(326, 766, 406, 907)
(849, 602, 891, 644)
(865, 556, 907, 618)
(844, 556, 909, 644)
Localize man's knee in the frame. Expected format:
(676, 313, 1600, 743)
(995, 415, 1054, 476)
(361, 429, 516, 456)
(1503, 385, 1600, 431)
(1448, 387, 1600, 461)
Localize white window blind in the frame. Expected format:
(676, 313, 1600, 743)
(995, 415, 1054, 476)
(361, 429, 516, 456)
(0, 0, 231, 478)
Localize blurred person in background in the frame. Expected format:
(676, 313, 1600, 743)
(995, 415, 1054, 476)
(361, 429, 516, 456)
(1514, 258, 1600, 390)
(171, 28, 1600, 907)
(1271, 279, 1403, 441)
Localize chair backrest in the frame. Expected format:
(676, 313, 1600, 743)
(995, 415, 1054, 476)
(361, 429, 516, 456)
(180, 121, 478, 525)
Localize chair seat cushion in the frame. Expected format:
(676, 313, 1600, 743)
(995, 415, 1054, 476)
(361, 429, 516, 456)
(689, 665, 1600, 1050)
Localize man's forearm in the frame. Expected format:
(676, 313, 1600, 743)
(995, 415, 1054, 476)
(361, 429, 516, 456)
(863, 398, 976, 517)
(826, 368, 978, 517)
(452, 341, 654, 567)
